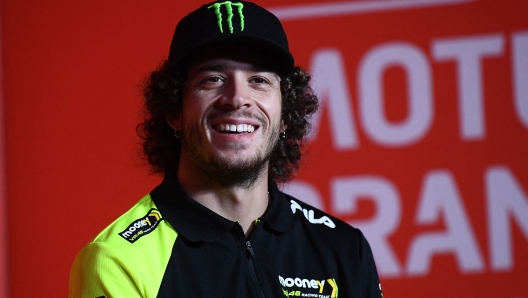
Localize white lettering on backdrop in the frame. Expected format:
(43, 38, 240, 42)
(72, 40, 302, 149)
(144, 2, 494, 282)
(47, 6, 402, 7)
(358, 43, 433, 146)
(308, 32, 527, 148)
(512, 31, 528, 129)
(432, 34, 504, 140)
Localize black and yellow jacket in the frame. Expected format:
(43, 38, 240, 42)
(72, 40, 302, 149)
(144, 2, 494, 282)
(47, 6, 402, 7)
(69, 174, 383, 298)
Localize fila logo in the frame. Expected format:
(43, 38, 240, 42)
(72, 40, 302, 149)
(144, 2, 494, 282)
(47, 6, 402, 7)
(290, 200, 336, 228)
(208, 1, 245, 33)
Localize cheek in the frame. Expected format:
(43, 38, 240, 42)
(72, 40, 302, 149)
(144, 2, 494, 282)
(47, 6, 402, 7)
(269, 94, 283, 123)
(258, 90, 282, 112)
(181, 96, 209, 123)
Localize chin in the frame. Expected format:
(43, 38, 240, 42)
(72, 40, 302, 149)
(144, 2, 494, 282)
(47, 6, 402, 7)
(201, 152, 269, 187)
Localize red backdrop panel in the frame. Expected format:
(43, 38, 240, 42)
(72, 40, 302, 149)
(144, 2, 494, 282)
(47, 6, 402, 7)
(2, 0, 527, 297)
(0, 2, 8, 296)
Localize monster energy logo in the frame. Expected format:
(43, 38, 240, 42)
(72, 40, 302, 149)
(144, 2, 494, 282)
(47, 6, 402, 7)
(208, 1, 244, 34)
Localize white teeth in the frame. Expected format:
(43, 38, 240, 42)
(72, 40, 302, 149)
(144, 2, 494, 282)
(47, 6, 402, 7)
(216, 123, 256, 133)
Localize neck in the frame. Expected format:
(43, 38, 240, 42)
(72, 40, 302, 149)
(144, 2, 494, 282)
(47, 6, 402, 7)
(177, 156, 270, 238)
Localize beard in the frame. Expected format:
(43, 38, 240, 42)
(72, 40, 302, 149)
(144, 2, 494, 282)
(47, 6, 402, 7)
(180, 118, 280, 189)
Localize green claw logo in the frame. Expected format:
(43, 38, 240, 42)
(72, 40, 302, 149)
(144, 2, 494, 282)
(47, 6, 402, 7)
(208, 1, 244, 33)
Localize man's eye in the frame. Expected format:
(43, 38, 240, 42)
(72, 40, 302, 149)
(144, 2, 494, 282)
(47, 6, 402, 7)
(251, 77, 268, 84)
(201, 76, 224, 85)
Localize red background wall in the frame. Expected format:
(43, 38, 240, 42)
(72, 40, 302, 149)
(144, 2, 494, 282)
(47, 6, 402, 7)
(2, 0, 527, 297)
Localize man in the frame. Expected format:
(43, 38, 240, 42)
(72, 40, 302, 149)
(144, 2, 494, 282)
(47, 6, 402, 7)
(69, 1, 383, 297)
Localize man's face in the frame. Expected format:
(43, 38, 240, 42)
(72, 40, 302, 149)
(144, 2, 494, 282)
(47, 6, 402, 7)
(172, 45, 283, 186)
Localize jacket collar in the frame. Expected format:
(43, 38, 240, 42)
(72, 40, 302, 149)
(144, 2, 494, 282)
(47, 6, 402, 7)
(150, 173, 295, 243)
(261, 180, 295, 233)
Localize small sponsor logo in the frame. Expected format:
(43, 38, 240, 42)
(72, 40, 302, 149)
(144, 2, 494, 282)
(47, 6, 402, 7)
(119, 209, 163, 243)
(290, 200, 335, 228)
(279, 275, 338, 298)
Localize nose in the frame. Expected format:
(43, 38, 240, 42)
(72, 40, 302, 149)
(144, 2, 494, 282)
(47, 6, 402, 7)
(218, 75, 252, 109)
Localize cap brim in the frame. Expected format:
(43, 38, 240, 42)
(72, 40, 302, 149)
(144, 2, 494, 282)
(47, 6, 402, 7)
(174, 35, 294, 75)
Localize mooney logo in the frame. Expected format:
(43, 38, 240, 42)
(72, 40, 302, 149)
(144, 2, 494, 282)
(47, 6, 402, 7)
(290, 200, 336, 228)
(208, 1, 244, 33)
(279, 275, 339, 297)
(119, 209, 163, 243)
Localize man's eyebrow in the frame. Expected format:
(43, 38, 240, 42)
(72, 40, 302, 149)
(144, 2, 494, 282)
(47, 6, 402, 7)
(193, 62, 280, 81)
(252, 66, 281, 81)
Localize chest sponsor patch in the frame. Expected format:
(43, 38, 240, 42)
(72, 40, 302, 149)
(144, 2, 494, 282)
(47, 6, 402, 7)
(279, 275, 338, 298)
(119, 208, 163, 243)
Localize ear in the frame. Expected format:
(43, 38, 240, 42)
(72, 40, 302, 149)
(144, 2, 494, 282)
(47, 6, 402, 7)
(166, 112, 181, 131)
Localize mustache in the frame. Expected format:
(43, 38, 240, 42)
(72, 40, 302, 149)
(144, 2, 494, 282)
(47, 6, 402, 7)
(208, 111, 267, 126)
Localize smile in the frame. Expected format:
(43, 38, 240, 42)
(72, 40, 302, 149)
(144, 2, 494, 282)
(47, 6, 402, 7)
(214, 123, 256, 134)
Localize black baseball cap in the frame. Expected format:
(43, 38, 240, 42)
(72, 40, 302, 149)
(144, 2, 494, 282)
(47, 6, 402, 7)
(168, 1, 294, 74)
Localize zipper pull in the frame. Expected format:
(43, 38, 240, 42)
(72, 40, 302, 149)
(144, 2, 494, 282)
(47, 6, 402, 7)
(246, 241, 255, 257)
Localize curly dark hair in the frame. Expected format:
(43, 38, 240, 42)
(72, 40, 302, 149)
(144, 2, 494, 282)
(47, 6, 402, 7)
(137, 59, 319, 183)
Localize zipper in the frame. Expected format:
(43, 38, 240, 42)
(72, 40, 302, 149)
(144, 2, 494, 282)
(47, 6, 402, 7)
(246, 241, 256, 257)
(245, 237, 266, 298)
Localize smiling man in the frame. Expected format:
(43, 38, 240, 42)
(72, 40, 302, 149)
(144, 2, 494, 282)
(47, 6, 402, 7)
(69, 1, 383, 297)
